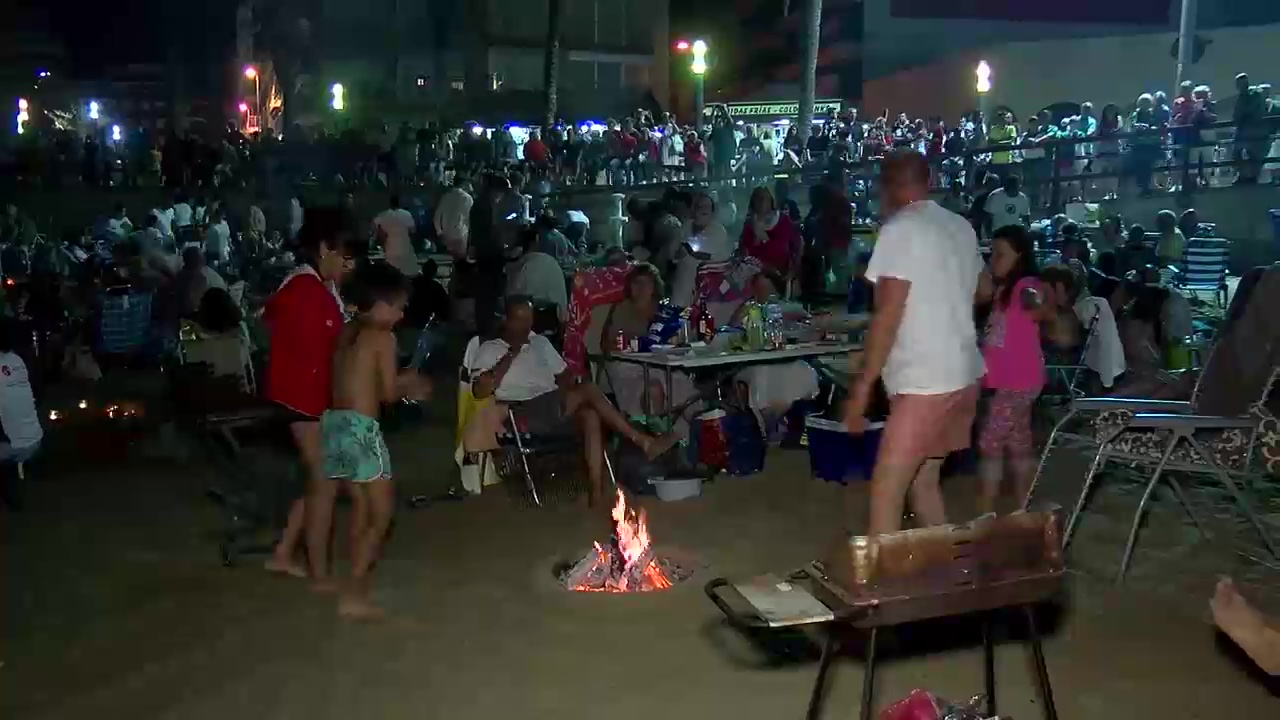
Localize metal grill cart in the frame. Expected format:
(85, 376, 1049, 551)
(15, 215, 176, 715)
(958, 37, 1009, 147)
(706, 509, 1065, 720)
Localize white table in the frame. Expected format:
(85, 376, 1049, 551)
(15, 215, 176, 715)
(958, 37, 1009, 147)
(594, 341, 862, 418)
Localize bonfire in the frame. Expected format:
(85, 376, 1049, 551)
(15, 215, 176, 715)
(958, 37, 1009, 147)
(559, 489, 689, 592)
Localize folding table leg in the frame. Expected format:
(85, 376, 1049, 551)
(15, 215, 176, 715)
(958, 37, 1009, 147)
(1023, 606, 1059, 720)
(859, 627, 879, 720)
(983, 613, 998, 718)
(806, 628, 838, 720)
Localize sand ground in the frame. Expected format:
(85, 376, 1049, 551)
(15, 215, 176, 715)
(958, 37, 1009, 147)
(2, 388, 1278, 720)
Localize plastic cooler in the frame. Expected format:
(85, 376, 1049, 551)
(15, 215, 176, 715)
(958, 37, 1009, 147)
(804, 416, 884, 484)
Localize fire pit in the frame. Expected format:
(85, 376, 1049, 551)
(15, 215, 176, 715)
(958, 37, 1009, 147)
(555, 489, 694, 592)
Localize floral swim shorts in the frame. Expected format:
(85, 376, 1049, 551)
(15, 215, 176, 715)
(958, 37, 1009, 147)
(978, 389, 1039, 457)
(320, 409, 392, 483)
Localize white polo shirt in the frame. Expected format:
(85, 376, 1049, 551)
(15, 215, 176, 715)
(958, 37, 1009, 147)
(865, 200, 984, 395)
(473, 333, 566, 402)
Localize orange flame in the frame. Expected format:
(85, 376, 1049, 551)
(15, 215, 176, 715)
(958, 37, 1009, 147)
(570, 489, 673, 592)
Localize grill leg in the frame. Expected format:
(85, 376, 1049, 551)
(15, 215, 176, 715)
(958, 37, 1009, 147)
(983, 613, 998, 718)
(1024, 606, 1059, 720)
(805, 629, 838, 720)
(859, 627, 879, 720)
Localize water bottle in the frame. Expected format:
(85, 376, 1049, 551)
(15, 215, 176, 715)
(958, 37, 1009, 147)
(764, 302, 784, 350)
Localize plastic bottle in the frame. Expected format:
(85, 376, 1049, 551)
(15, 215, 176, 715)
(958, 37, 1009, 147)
(764, 302, 784, 350)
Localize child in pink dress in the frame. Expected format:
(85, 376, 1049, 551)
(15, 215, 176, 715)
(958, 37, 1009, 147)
(977, 225, 1056, 514)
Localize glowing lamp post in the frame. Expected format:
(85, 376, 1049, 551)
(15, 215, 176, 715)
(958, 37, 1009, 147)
(16, 98, 29, 135)
(975, 60, 992, 122)
(244, 66, 261, 128)
(690, 40, 708, 132)
(88, 101, 100, 121)
(330, 83, 345, 111)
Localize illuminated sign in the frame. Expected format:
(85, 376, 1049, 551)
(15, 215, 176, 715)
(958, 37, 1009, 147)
(726, 100, 843, 118)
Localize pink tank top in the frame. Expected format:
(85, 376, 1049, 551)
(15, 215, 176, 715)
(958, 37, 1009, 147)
(982, 277, 1045, 392)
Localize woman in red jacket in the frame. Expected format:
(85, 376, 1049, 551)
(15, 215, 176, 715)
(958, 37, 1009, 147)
(263, 207, 357, 587)
(740, 186, 802, 282)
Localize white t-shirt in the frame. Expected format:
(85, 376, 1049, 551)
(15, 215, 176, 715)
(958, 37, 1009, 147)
(865, 200, 984, 395)
(289, 198, 304, 239)
(0, 352, 42, 448)
(670, 222, 732, 307)
(374, 208, 419, 276)
(152, 208, 174, 238)
(473, 334, 566, 402)
(206, 220, 232, 263)
(984, 189, 1029, 233)
(172, 202, 193, 228)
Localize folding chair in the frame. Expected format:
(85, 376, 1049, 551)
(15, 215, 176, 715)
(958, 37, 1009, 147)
(457, 336, 616, 506)
(1029, 351, 1280, 582)
(1179, 236, 1230, 308)
(1042, 313, 1099, 403)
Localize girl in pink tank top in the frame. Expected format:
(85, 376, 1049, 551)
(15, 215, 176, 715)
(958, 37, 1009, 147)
(976, 226, 1056, 515)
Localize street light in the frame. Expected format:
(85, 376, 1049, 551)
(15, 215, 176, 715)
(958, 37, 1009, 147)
(975, 60, 992, 124)
(691, 40, 708, 132)
(975, 61, 992, 94)
(330, 83, 345, 111)
(88, 101, 100, 120)
(244, 66, 261, 128)
(16, 98, 28, 135)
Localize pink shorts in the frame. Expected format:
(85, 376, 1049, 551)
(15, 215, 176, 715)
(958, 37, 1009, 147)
(978, 389, 1038, 457)
(878, 384, 979, 465)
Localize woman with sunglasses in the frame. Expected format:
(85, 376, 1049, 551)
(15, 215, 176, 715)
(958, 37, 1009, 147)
(262, 207, 359, 590)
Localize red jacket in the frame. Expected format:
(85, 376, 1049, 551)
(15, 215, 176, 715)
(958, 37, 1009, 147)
(262, 270, 344, 418)
(740, 213, 802, 277)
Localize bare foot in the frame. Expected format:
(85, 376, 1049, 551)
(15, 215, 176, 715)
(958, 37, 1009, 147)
(642, 433, 679, 461)
(310, 577, 340, 594)
(338, 594, 386, 622)
(264, 556, 307, 579)
(1210, 577, 1280, 675)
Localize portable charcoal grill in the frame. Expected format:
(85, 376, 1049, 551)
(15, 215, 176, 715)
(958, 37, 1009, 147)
(706, 508, 1065, 720)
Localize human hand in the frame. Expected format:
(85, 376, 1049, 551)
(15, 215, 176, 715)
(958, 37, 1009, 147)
(397, 370, 433, 402)
(843, 381, 872, 435)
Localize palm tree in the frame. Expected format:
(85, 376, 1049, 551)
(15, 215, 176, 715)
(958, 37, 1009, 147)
(260, 0, 313, 131)
(542, 0, 564, 131)
(796, 0, 822, 146)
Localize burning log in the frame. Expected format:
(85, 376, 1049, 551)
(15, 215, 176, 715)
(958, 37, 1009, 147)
(559, 489, 682, 593)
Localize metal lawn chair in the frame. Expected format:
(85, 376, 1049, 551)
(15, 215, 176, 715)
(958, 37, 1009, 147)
(1028, 348, 1280, 582)
(1178, 236, 1230, 308)
(459, 335, 616, 507)
(1042, 312, 1100, 403)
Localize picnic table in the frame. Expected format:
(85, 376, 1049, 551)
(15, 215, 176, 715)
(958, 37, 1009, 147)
(593, 339, 863, 419)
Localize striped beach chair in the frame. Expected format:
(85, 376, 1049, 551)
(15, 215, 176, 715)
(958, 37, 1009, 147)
(1181, 236, 1230, 307)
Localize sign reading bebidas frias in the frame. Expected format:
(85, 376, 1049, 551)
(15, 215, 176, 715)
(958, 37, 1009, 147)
(726, 100, 844, 118)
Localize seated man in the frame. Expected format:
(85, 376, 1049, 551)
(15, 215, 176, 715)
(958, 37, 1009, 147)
(471, 296, 676, 506)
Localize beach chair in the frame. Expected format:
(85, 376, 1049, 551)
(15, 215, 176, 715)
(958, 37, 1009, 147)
(457, 335, 616, 506)
(1028, 272, 1280, 581)
(1178, 236, 1230, 307)
(1042, 312, 1100, 403)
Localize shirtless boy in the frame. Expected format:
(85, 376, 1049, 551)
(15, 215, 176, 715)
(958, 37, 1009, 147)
(321, 261, 430, 620)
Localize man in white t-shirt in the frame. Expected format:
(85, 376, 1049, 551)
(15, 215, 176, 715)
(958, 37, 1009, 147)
(845, 150, 984, 536)
(374, 194, 420, 277)
(983, 174, 1030, 238)
(0, 318, 42, 509)
(471, 297, 676, 506)
(152, 202, 174, 238)
(172, 193, 194, 230)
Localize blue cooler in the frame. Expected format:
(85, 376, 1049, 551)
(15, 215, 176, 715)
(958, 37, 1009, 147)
(804, 416, 884, 484)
